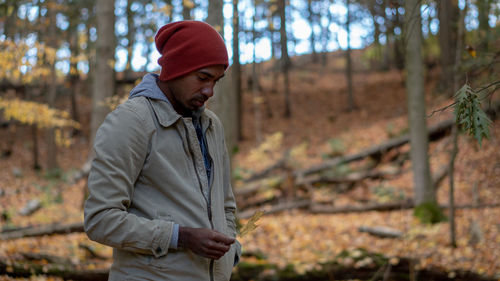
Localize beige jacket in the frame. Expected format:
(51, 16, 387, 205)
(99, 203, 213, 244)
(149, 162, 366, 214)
(84, 96, 240, 281)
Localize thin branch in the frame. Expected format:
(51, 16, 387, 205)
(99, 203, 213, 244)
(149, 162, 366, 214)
(427, 101, 458, 118)
(428, 80, 500, 118)
(476, 80, 500, 93)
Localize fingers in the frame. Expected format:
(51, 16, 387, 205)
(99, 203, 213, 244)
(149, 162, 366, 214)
(201, 234, 232, 259)
(212, 231, 235, 245)
(179, 227, 235, 259)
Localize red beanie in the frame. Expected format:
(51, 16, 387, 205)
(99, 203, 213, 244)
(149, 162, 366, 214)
(155, 21, 229, 81)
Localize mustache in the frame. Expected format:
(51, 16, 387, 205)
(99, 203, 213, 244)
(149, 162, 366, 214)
(194, 95, 208, 103)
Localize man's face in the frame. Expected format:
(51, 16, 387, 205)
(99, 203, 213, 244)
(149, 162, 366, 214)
(166, 65, 225, 115)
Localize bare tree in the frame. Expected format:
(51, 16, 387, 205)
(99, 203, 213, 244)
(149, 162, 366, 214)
(278, 0, 291, 118)
(233, 0, 243, 141)
(438, 0, 458, 96)
(404, 0, 435, 206)
(307, 0, 318, 63)
(252, 1, 263, 143)
(45, 0, 59, 171)
(345, 0, 356, 111)
(90, 0, 115, 150)
(206, 0, 239, 153)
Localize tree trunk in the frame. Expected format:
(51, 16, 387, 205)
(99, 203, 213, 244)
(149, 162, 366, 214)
(345, 0, 356, 111)
(232, 0, 243, 141)
(404, 0, 435, 206)
(125, 0, 135, 77)
(307, 0, 318, 63)
(182, 0, 193, 20)
(449, 2, 467, 249)
(252, 5, 262, 144)
(90, 0, 115, 150)
(320, 0, 332, 67)
(367, 3, 382, 70)
(381, 0, 391, 71)
(394, 2, 405, 71)
(67, 8, 81, 137)
(278, 0, 291, 118)
(438, 0, 458, 96)
(448, 124, 458, 247)
(477, 0, 492, 51)
(45, 0, 59, 171)
(206, 0, 239, 154)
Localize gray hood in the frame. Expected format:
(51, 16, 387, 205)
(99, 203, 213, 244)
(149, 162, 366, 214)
(129, 73, 204, 118)
(129, 73, 169, 102)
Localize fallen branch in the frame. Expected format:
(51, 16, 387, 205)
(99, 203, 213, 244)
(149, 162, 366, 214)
(18, 199, 42, 216)
(239, 199, 310, 219)
(0, 222, 84, 240)
(235, 119, 453, 201)
(298, 166, 400, 186)
(5, 203, 498, 240)
(297, 119, 454, 177)
(310, 201, 500, 214)
(0, 259, 108, 281)
(69, 159, 92, 184)
(21, 252, 71, 264)
(311, 200, 414, 214)
(236, 166, 400, 202)
(358, 226, 403, 238)
(242, 151, 289, 183)
(79, 243, 108, 260)
(432, 164, 449, 189)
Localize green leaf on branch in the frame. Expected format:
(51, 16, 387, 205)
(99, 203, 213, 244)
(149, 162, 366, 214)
(454, 83, 492, 146)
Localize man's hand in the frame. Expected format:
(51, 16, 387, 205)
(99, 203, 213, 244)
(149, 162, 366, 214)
(178, 227, 235, 260)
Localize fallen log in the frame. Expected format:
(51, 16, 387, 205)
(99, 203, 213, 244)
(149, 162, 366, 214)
(297, 166, 400, 186)
(0, 222, 84, 240)
(358, 226, 403, 238)
(297, 119, 454, 177)
(69, 159, 92, 184)
(236, 166, 400, 201)
(232, 254, 497, 281)
(0, 259, 108, 281)
(235, 119, 453, 200)
(311, 200, 414, 214)
(239, 199, 310, 219)
(432, 164, 449, 189)
(18, 199, 42, 216)
(310, 201, 500, 214)
(20, 252, 73, 265)
(242, 151, 289, 183)
(5, 203, 498, 240)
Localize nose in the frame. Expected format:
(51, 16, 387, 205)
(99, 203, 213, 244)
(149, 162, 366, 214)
(201, 85, 215, 98)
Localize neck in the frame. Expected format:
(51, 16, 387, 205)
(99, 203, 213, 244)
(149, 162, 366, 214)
(156, 80, 189, 116)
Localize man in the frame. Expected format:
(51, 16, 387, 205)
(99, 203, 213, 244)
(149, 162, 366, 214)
(84, 21, 241, 281)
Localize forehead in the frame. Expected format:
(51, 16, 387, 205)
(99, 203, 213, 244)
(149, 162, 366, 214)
(196, 65, 225, 78)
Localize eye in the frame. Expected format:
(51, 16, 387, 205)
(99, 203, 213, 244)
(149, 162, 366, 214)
(198, 76, 208, 82)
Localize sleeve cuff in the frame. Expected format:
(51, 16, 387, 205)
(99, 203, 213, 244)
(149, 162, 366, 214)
(233, 240, 242, 266)
(169, 223, 179, 249)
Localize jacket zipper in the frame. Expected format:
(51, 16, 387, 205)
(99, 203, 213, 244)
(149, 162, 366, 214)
(183, 121, 215, 281)
(205, 126, 215, 281)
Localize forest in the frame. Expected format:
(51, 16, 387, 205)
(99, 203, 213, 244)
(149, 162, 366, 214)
(0, 0, 499, 280)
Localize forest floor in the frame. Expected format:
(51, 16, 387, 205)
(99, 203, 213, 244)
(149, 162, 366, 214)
(0, 53, 499, 280)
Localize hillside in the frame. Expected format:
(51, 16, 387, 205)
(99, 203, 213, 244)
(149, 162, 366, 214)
(0, 51, 499, 280)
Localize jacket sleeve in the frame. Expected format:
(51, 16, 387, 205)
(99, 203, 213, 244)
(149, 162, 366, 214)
(84, 101, 174, 258)
(221, 137, 242, 263)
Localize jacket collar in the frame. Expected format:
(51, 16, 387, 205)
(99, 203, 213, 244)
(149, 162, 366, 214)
(149, 98, 212, 130)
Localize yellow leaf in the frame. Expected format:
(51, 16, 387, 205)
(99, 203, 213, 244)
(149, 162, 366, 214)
(239, 210, 265, 237)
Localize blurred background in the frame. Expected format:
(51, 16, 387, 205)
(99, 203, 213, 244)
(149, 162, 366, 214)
(0, 0, 499, 280)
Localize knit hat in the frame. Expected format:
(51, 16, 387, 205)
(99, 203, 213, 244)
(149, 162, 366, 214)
(155, 21, 229, 81)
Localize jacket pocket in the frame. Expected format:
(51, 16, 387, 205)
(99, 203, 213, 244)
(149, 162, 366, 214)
(213, 244, 236, 281)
